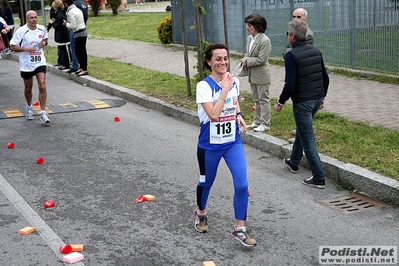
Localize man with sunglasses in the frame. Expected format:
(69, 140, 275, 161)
(283, 8, 314, 58)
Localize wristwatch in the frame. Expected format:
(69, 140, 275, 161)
(236, 112, 245, 119)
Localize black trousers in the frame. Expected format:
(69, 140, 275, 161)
(74, 36, 87, 71)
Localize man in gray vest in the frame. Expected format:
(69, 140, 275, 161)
(274, 20, 329, 189)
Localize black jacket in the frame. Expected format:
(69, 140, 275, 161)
(288, 41, 328, 103)
(74, 0, 89, 23)
(52, 8, 70, 44)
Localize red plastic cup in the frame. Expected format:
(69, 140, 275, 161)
(7, 142, 15, 149)
(135, 195, 146, 203)
(248, 189, 251, 197)
(251, 106, 256, 111)
(114, 116, 120, 122)
(44, 199, 55, 208)
(37, 157, 44, 164)
(59, 244, 72, 254)
(33, 101, 40, 106)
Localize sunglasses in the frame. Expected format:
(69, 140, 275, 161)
(293, 15, 302, 19)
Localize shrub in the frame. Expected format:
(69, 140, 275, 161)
(89, 0, 101, 16)
(156, 15, 172, 44)
(107, 0, 121, 15)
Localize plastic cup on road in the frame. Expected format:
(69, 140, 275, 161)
(37, 157, 44, 164)
(7, 142, 15, 149)
(59, 244, 72, 254)
(44, 199, 55, 208)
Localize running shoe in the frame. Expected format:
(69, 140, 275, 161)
(231, 226, 257, 247)
(302, 176, 325, 189)
(26, 107, 34, 120)
(40, 112, 51, 123)
(194, 208, 208, 233)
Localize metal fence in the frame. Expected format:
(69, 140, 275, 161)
(171, 0, 399, 75)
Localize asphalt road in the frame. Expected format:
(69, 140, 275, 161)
(0, 59, 398, 265)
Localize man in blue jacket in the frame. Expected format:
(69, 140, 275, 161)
(274, 20, 329, 189)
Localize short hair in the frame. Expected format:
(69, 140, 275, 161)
(203, 43, 229, 71)
(244, 13, 267, 33)
(65, 0, 73, 6)
(288, 20, 308, 42)
(52, 0, 64, 10)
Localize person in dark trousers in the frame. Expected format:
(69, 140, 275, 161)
(274, 20, 329, 189)
(64, 0, 88, 73)
(48, 0, 70, 70)
(64, 0, 88, 76)
(0, 0, 14, 54)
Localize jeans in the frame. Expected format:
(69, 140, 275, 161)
(68, 31, 79, 69)
(290, 97, 325, 180)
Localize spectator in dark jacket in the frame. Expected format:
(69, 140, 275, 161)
(48, 0, 70, 70)
(0, 0, 14, 54)
(274, 20, 329, 189)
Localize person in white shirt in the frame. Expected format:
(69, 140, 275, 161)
(10, 10, 51, 123)
(64, 0, 88, 76)
(194, 43, 257, 247)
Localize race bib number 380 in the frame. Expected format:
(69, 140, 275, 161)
(30, 51, 42, 63)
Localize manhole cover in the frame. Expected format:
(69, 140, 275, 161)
(318, 192, 387, 213)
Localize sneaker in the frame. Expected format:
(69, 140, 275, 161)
(40, 112, 51, 123)
(247, 123, 259, 129)
(231, 226, 257, 247)
(254, 125, 270, 132)
(5, 49, 13, 55)
(302, 176, 325, 189)
(194, 208, 208, 233)
(26, 107, 34, 120)
(283, 158, 299, 173)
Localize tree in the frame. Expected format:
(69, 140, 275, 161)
(178, 0, 191, 97)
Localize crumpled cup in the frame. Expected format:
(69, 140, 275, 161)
(59, 244, 72, 254)
(135, 195, 146, 203)
(44, 199, 55, 208)
(7, 142, 15, 149)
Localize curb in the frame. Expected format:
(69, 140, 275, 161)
(5, 54, 399, 204)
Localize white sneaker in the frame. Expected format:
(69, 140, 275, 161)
(40, 112, 51, 123)
(254, 125, 270, 132)
(26, 108, 34, 120)
(248, 123, 259, 129)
